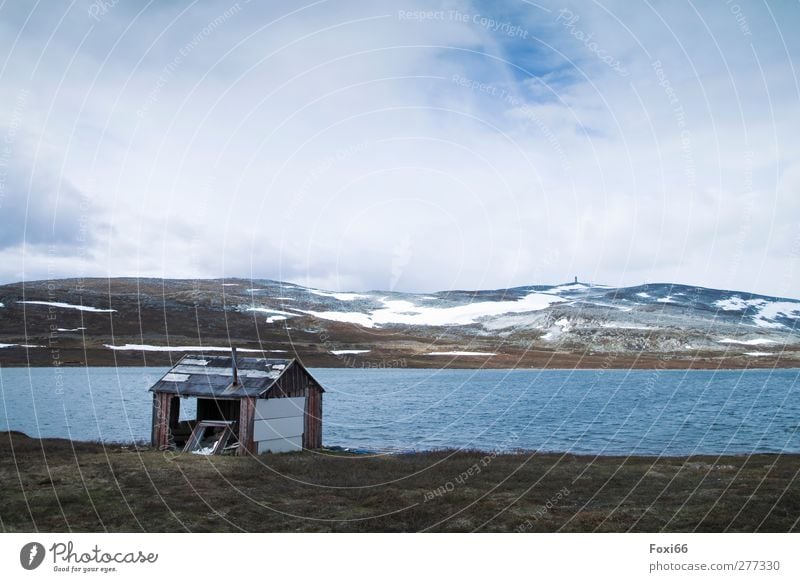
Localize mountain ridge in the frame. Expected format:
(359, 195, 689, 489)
(7, 276, 797, 302)
(1, 277, 798, 368)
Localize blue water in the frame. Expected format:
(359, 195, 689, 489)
(1, 367, 798, 455)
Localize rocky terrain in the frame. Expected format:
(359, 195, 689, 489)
(0, 277, 798, 368)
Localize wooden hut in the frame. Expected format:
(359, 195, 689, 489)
(149, 348, 324, 455)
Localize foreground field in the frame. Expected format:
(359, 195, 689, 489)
(1, 432, 798, 532)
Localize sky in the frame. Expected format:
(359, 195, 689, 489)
(0, 0, 798, 297)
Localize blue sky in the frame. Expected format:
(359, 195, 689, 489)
(0, 0, 798, 298)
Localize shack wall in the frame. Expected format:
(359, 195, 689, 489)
(253, 397, 305, 453)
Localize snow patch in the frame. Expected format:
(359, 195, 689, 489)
(245, 307, 296, 316)
(104, 344, 282, 353)
(17, 300, 116, 313)
(744, 352, 774, 357)
(309, 289, 368, 301)
(542, 318, 571, 341)
(712, 295, 800, 329)
(753, 301, 800, 329)
(714, 296, 766, 311)
(244, 307, 298, 324)
(56, 327, 87, 332)
(0, 343, 42, 348)
(298, 292, 566, 328)
(600, 323, 655, 330)
(301, 310, 374, 327)
(481, 312, 547, 331)
(585, 302, 633, 312)
(427, 351, 496, 356)
(331, 349, 371, 355)
(717, 338, 777, 346)
(635, 292, 650, 298)
(550, 283, 588, 292)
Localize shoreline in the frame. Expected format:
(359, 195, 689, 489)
(4, 433, 798, 458)
(1, 355, 797, 371)
(2, 364, 797, 369)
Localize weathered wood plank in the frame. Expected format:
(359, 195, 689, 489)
(238, 397, 256, 455)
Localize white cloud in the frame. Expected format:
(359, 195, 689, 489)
(0, 0, 798, 298)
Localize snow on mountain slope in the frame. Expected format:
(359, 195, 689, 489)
(308, 289, 368, 301)
(293, 292, 567, 328)
(228, 280, 799, 337)
(2, 278, 798, 365)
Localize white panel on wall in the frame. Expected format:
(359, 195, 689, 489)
(253, 415, 304, 442)
(257, 436, 302, 454)
(255, 397, 306, 420)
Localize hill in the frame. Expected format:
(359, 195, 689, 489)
(1, 277, 798, 368)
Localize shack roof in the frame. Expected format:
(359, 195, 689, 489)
(149, 355, 322, 398)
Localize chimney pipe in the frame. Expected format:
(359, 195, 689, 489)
(232, 347, 238, 385)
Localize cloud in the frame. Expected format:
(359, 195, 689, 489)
(0, 153, 93, 251)
(0, 0, 797, 298)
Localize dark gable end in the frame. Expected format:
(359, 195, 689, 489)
(265, 359, 325, 399)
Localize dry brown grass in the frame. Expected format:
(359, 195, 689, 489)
(2, 431, 798, 532)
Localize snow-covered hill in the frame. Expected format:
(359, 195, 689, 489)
(1, 278, 798, 367)
(240, 280, 798, 338)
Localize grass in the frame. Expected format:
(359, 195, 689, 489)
(1, 431, 798, 532)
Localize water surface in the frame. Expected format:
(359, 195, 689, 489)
(1, 366, 798, 455)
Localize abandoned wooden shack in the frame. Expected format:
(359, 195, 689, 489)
(149, 348, 324, 455)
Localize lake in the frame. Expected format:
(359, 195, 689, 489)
(1, 366, 798, 455)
